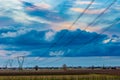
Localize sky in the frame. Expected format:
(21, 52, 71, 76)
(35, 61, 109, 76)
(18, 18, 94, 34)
(0, 0, 120, 67)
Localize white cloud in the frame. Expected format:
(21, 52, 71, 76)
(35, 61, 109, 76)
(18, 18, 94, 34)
(1, 29, 28, 38)
(111, 35, 120, 42)
(45, 30, 56, 41)
(34, 57, 46, 61)
(103, 35, 120, 44)
(75, 1, 100, 5)
(12, 11, 49, 24)
(70, 8, 105, 14)
(0, 0, 50, 24)
(0, 50, 30, 57)
(0, 50, 9, 57)
(10, 51, 30, 58)
(51, 21, 102, 33)
(0, 0, 22, 10)
(0, 0, 23, 16)
(51, 22, 78, 31)
(103, 39, 111, 44)
(49, 51, 64, 57)
(34, 2, 51, 9)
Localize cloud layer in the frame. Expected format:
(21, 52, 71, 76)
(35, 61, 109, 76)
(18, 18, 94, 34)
(0, 28, 119, 57)
(0, 0, 120, 58)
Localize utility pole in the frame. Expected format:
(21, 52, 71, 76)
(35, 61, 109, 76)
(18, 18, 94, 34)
(17, 56, 25, 70)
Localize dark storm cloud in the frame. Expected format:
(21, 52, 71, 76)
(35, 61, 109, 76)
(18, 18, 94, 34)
(1, 29, 119, 57)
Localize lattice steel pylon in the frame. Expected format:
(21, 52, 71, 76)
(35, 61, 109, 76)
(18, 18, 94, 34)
(16, 56, 25, 70)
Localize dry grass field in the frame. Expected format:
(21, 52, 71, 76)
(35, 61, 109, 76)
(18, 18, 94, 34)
(0, 69, 120, 76)
(0, 74, 120, 80)
(0, 69, 120, 80)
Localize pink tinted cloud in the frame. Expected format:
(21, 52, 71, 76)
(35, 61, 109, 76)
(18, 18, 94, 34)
(71, 8, 105, 14)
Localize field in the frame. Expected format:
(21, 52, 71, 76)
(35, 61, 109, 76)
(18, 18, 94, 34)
(0, 69, 120, 76)
(0, 69, 120, 80)
(0, 75, 120, 80)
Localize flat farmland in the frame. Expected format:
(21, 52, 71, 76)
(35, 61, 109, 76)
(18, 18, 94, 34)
(0, 69, 120, 76)
(0, 75, 120, 80)
(0, 69, 120, 80)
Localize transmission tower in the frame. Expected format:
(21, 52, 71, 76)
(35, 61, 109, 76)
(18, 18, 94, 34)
(17, 56, 25, 70)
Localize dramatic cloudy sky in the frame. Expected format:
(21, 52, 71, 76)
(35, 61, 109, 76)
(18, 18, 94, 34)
(0, 0, 120, 67)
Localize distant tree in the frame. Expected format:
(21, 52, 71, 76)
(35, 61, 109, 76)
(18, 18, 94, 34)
(111, 67, 117, 70)
(34, 65, 39, 71)
(102, 65, 106, 69)
(91, 65, 94, 70)
(63, 64, 67, 71)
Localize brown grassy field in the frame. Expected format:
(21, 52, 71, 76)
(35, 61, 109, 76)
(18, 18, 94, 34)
(0, 69, 120, 76)
(0, 74, 120, 80)
(0, 69, 120, 80)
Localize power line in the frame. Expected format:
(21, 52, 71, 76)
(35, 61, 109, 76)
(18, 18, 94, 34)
(42, 20, 120, 65)
(58, 0, 117, 51)
(38, 0, 115, 64)
(41, 0, 118, 65)
(36, 0, 95, 61)
(19, 0, 93, 64)
(35, 0, 112, 64)
(67, 19, 120, 57)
